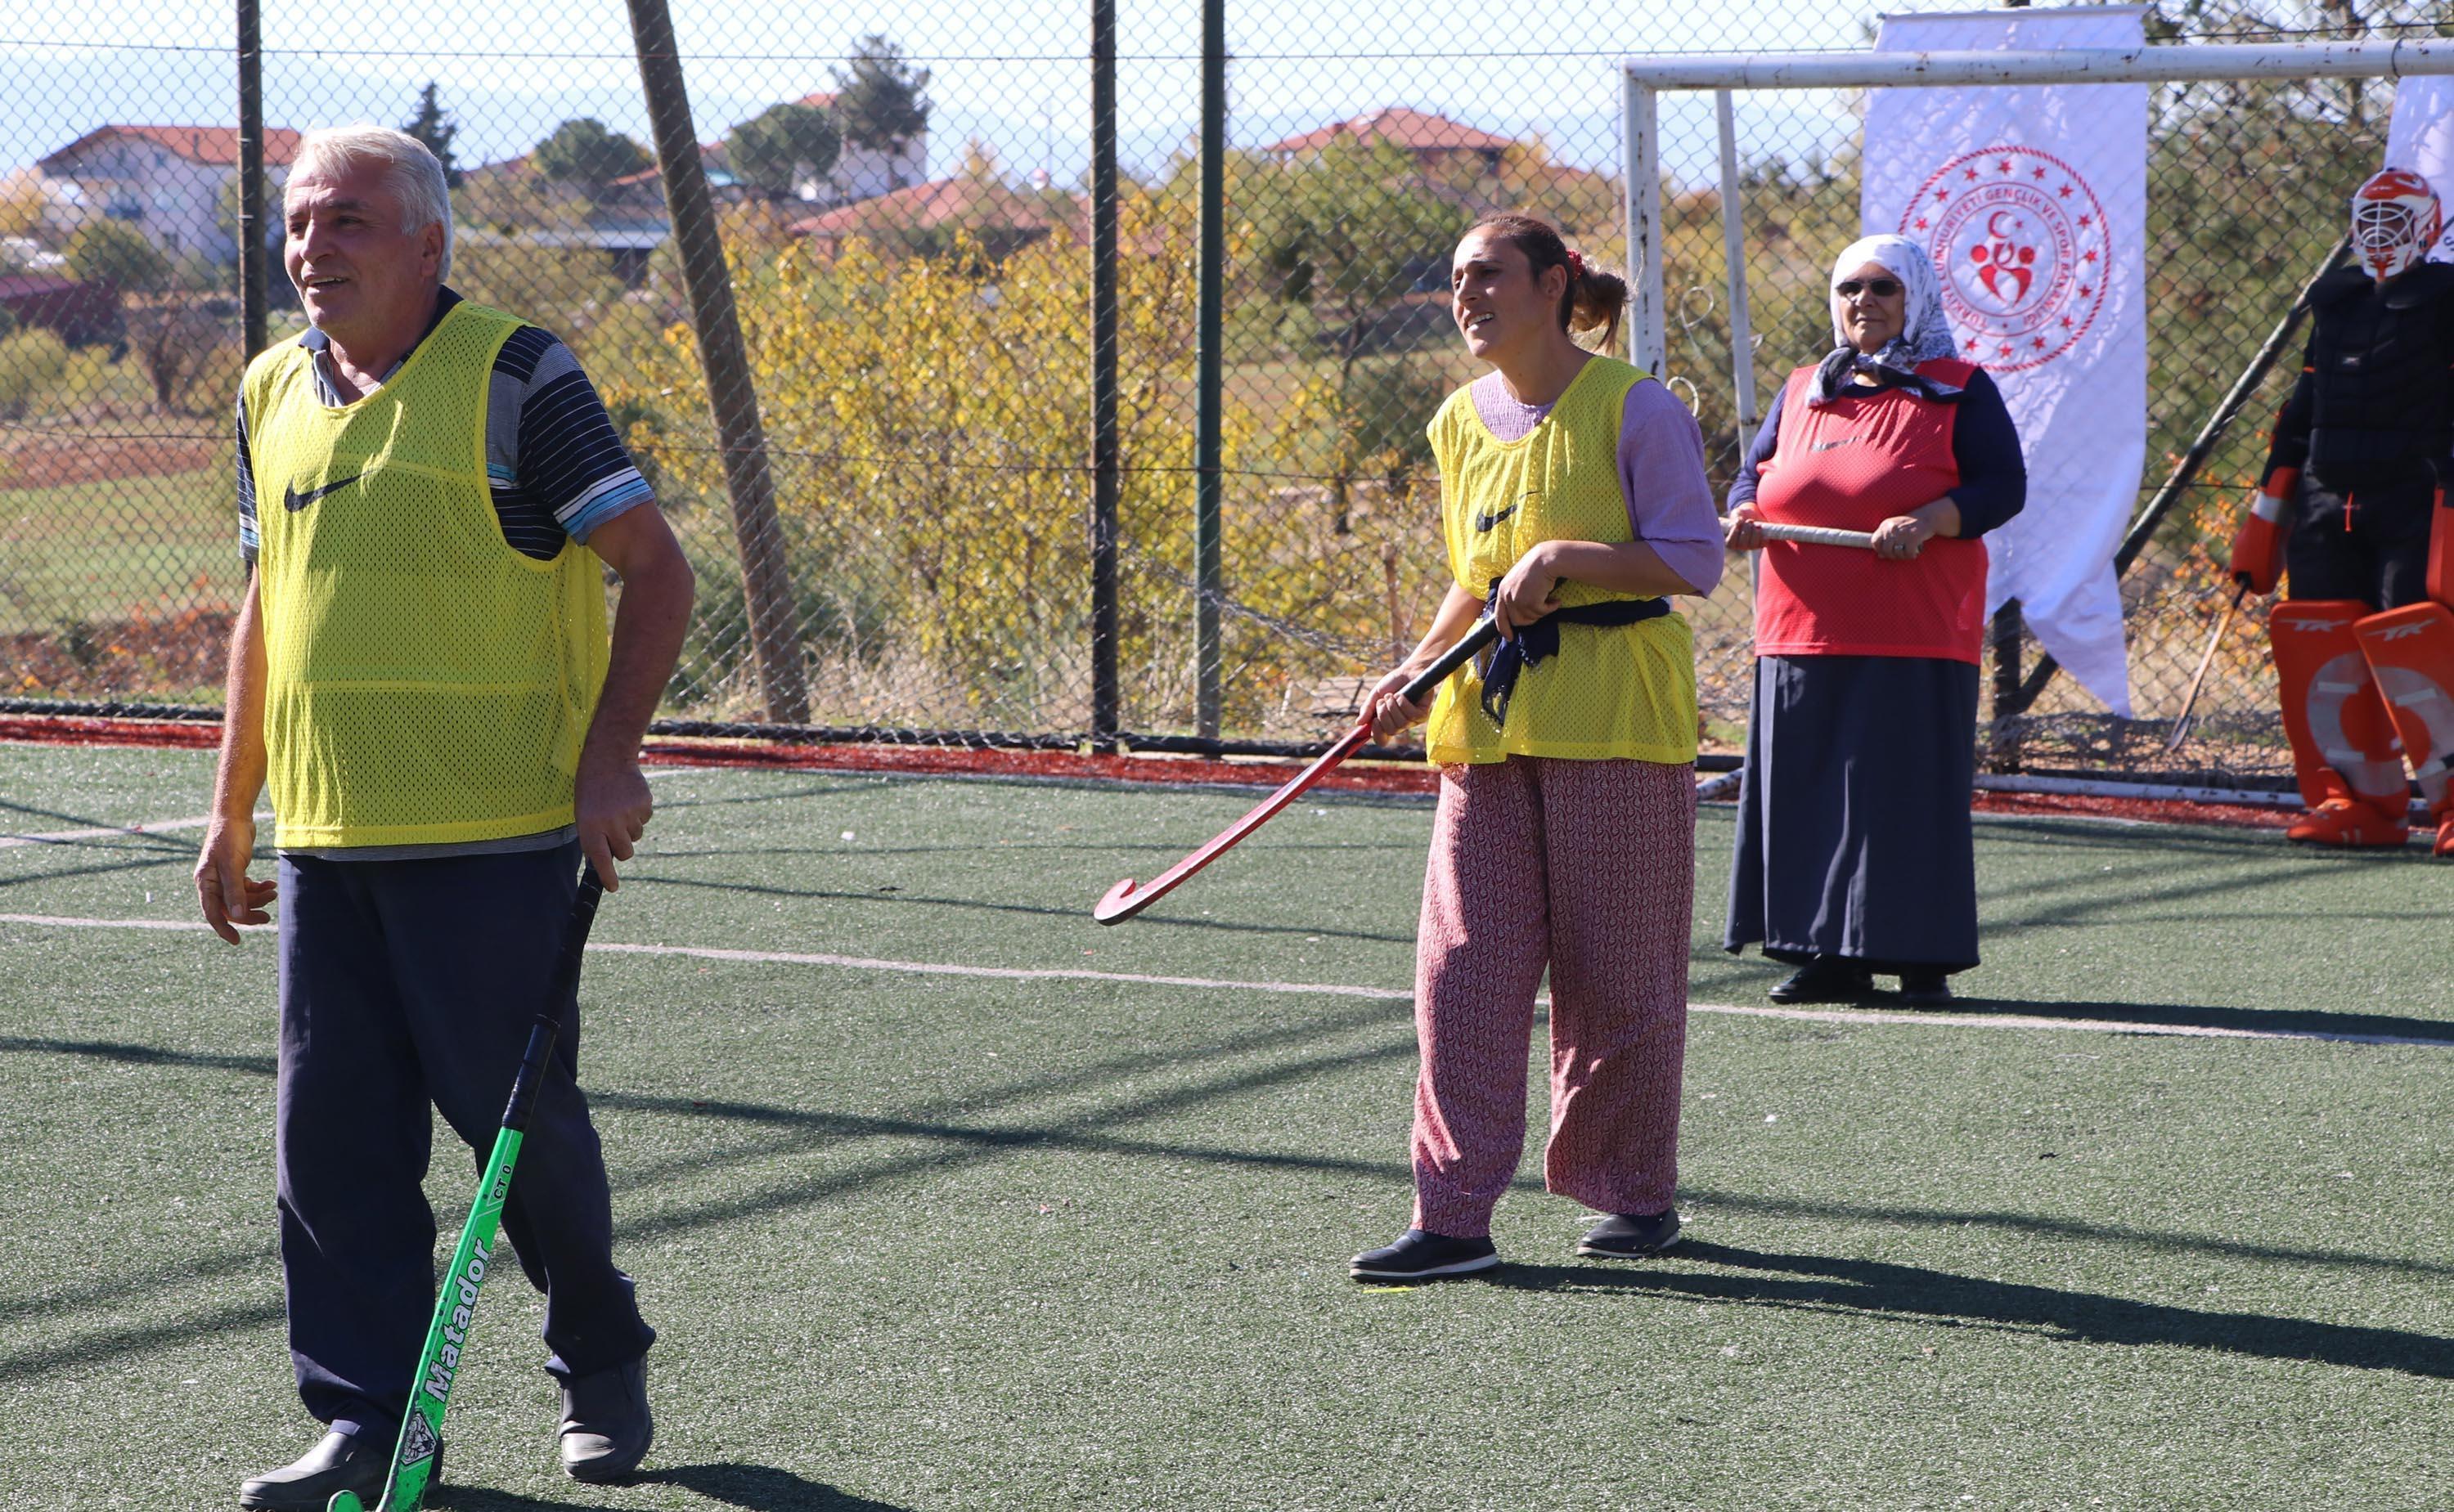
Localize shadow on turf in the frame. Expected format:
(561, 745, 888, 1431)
(425, 1463, 915, 1510)
(1490, 1241, 2454, 1378)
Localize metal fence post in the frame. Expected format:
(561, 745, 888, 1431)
(1090, 0, 1121, 752)
(623, 0, 809, 725)
(1989, 601, 2024, 773)
(1193, 0, 1225, 744)
(235, 0, 266, 360)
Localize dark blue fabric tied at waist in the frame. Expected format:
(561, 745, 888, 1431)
(1476, 582, 1670, 729)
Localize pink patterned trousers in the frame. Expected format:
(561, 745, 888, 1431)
(1409, 756, 1694, 1237)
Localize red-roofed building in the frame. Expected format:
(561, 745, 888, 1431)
(1264, 108, 1517, 175)
(790, 174, 1073, 262)
(35, 125, 304, 263)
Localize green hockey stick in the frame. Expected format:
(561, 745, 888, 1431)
(329, 865, 606, 1512)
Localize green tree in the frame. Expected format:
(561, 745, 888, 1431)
(1248, 137, 1461, 529)
(830, 36, 931, 155)
(533, 119, 650, 199)
(402, 83, 464, 189)
(64, 218, 170, 291)
(725, 102, 842, 202)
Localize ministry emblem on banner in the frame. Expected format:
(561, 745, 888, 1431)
(1903, 146, 2110, 372)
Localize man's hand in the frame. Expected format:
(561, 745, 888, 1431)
(1490, 542, 1562, 639)
(195, 815, 275, 944)
(576, 753, 653, 890)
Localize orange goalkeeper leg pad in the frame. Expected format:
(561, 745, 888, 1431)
(2353, 601, 2454, 857)
(2270, 599, 2411, 846)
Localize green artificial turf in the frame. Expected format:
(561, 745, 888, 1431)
(2, 741, 2449, 1509)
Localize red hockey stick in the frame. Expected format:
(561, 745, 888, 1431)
(1093, 617, 1501, 924)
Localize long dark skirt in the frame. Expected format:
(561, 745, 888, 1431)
(1723, 653, 1981, 975)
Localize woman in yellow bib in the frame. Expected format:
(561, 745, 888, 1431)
(1350, 214, 1723, 1281)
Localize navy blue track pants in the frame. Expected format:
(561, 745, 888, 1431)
(274, 840, 654, 1439)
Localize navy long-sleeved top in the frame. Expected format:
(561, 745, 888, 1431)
(1726, 365, 2026, 537)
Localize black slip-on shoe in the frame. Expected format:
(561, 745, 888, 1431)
(1767, 958, 1875, 1004)
(559, 1356, 654, 1484)
(238, 1429, 407, 1510)
(1896, 970, 1954, 1007)
(1577, 1208, 1682, 1259)
(1349, 1228, 1499, 1281)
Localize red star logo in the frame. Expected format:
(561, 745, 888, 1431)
(2058, 185, 2073, 198)
(1997, 159, 2011, 173)
(2077, 215, 2092, 228)
(2033, 337, 2047, 349)
(1964, 339, 1980, 352)
(1964, 166, 1979, 182)
(2079, 285, 2092, 298)
(2082, 249, 2097, 263)
(2061, 316, 2074, 328)
(1998, 343, 2014, 357)
(2031, 166, 2047, 180)
(1934, 189, 1950, 204)
(1913, 218, 1930, 231)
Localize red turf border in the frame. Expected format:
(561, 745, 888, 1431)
(0, 714, 2293, 825)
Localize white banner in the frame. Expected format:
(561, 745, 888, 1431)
(2384, 75, 2454, 262)
(1864, 6, 2148, 716)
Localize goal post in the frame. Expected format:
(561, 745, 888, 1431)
(1621, 36, 2454, 792)
(1621, 38, 2454, 384)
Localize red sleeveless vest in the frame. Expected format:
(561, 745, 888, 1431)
(1751, 358, 1990, 664)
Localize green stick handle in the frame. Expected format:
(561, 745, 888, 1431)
(330, 868, 605, 1512)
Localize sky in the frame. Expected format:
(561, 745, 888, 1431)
(0, 0, 1912, 186)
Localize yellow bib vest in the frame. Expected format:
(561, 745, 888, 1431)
(243, 301, 610, 849)
(1423, 355, 1697, 765)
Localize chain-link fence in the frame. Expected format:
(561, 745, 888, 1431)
(0, 1, 2443, 780)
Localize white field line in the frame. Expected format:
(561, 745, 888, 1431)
(0, 808, 273, 850)
(0, 912, 2445, 1048)
(1, 813, 215, 849)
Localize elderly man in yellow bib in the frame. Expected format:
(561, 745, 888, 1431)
(191, 126, 693, 1509)
(1349, 213, 1723, 1283)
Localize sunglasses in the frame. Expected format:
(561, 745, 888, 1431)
(1836, 278, 1903, 298)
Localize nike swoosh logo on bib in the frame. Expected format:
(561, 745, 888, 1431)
(1473, 505, 1521, 532)
(283, 473, 364, 513)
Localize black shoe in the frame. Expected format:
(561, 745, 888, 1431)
(560, 1356, 654, 1483)
(1767, 957, 1874, 1004)
(238, 1429, 407, 1510)
(1577, 1208, 1682, 1259)
(1896, 970, 1954, 1007)
(1349, 1228, 1499, 1281)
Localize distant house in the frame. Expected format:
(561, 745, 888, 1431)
(0, 273, 123, 347)
(1263, 108, 1517, 177)
(792, 91, 927, 206)
(35, 125, 303, 262)
(790, 175, 1070, 262)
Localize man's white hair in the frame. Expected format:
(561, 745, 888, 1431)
(290, 124, 454, 281)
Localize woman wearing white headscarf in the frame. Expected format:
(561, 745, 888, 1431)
(1720, 233, 2026, 1006)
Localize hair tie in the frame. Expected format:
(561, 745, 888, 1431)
(1565, 248, 1584, 279)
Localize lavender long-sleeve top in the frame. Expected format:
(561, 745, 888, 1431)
(1467, 370, 1726, 596)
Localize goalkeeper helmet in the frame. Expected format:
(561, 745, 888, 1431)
(2351, 168, 2442, 281)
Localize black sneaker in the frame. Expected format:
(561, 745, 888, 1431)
(1577, 1208, 1682, 1259)
(559, 1356, 654, 1484)
(1349, 1229, 1499, 1281)
(238, 1429, 416, 1510)
(1897, 970, 1954, 1007)
(1767, 957, 1874, 1004)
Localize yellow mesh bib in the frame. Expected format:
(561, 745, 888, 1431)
(244, 302, 610, 848)
(1422, 356, 1698, 765)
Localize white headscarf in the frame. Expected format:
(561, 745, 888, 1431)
(1812, 232, 1963, 406)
